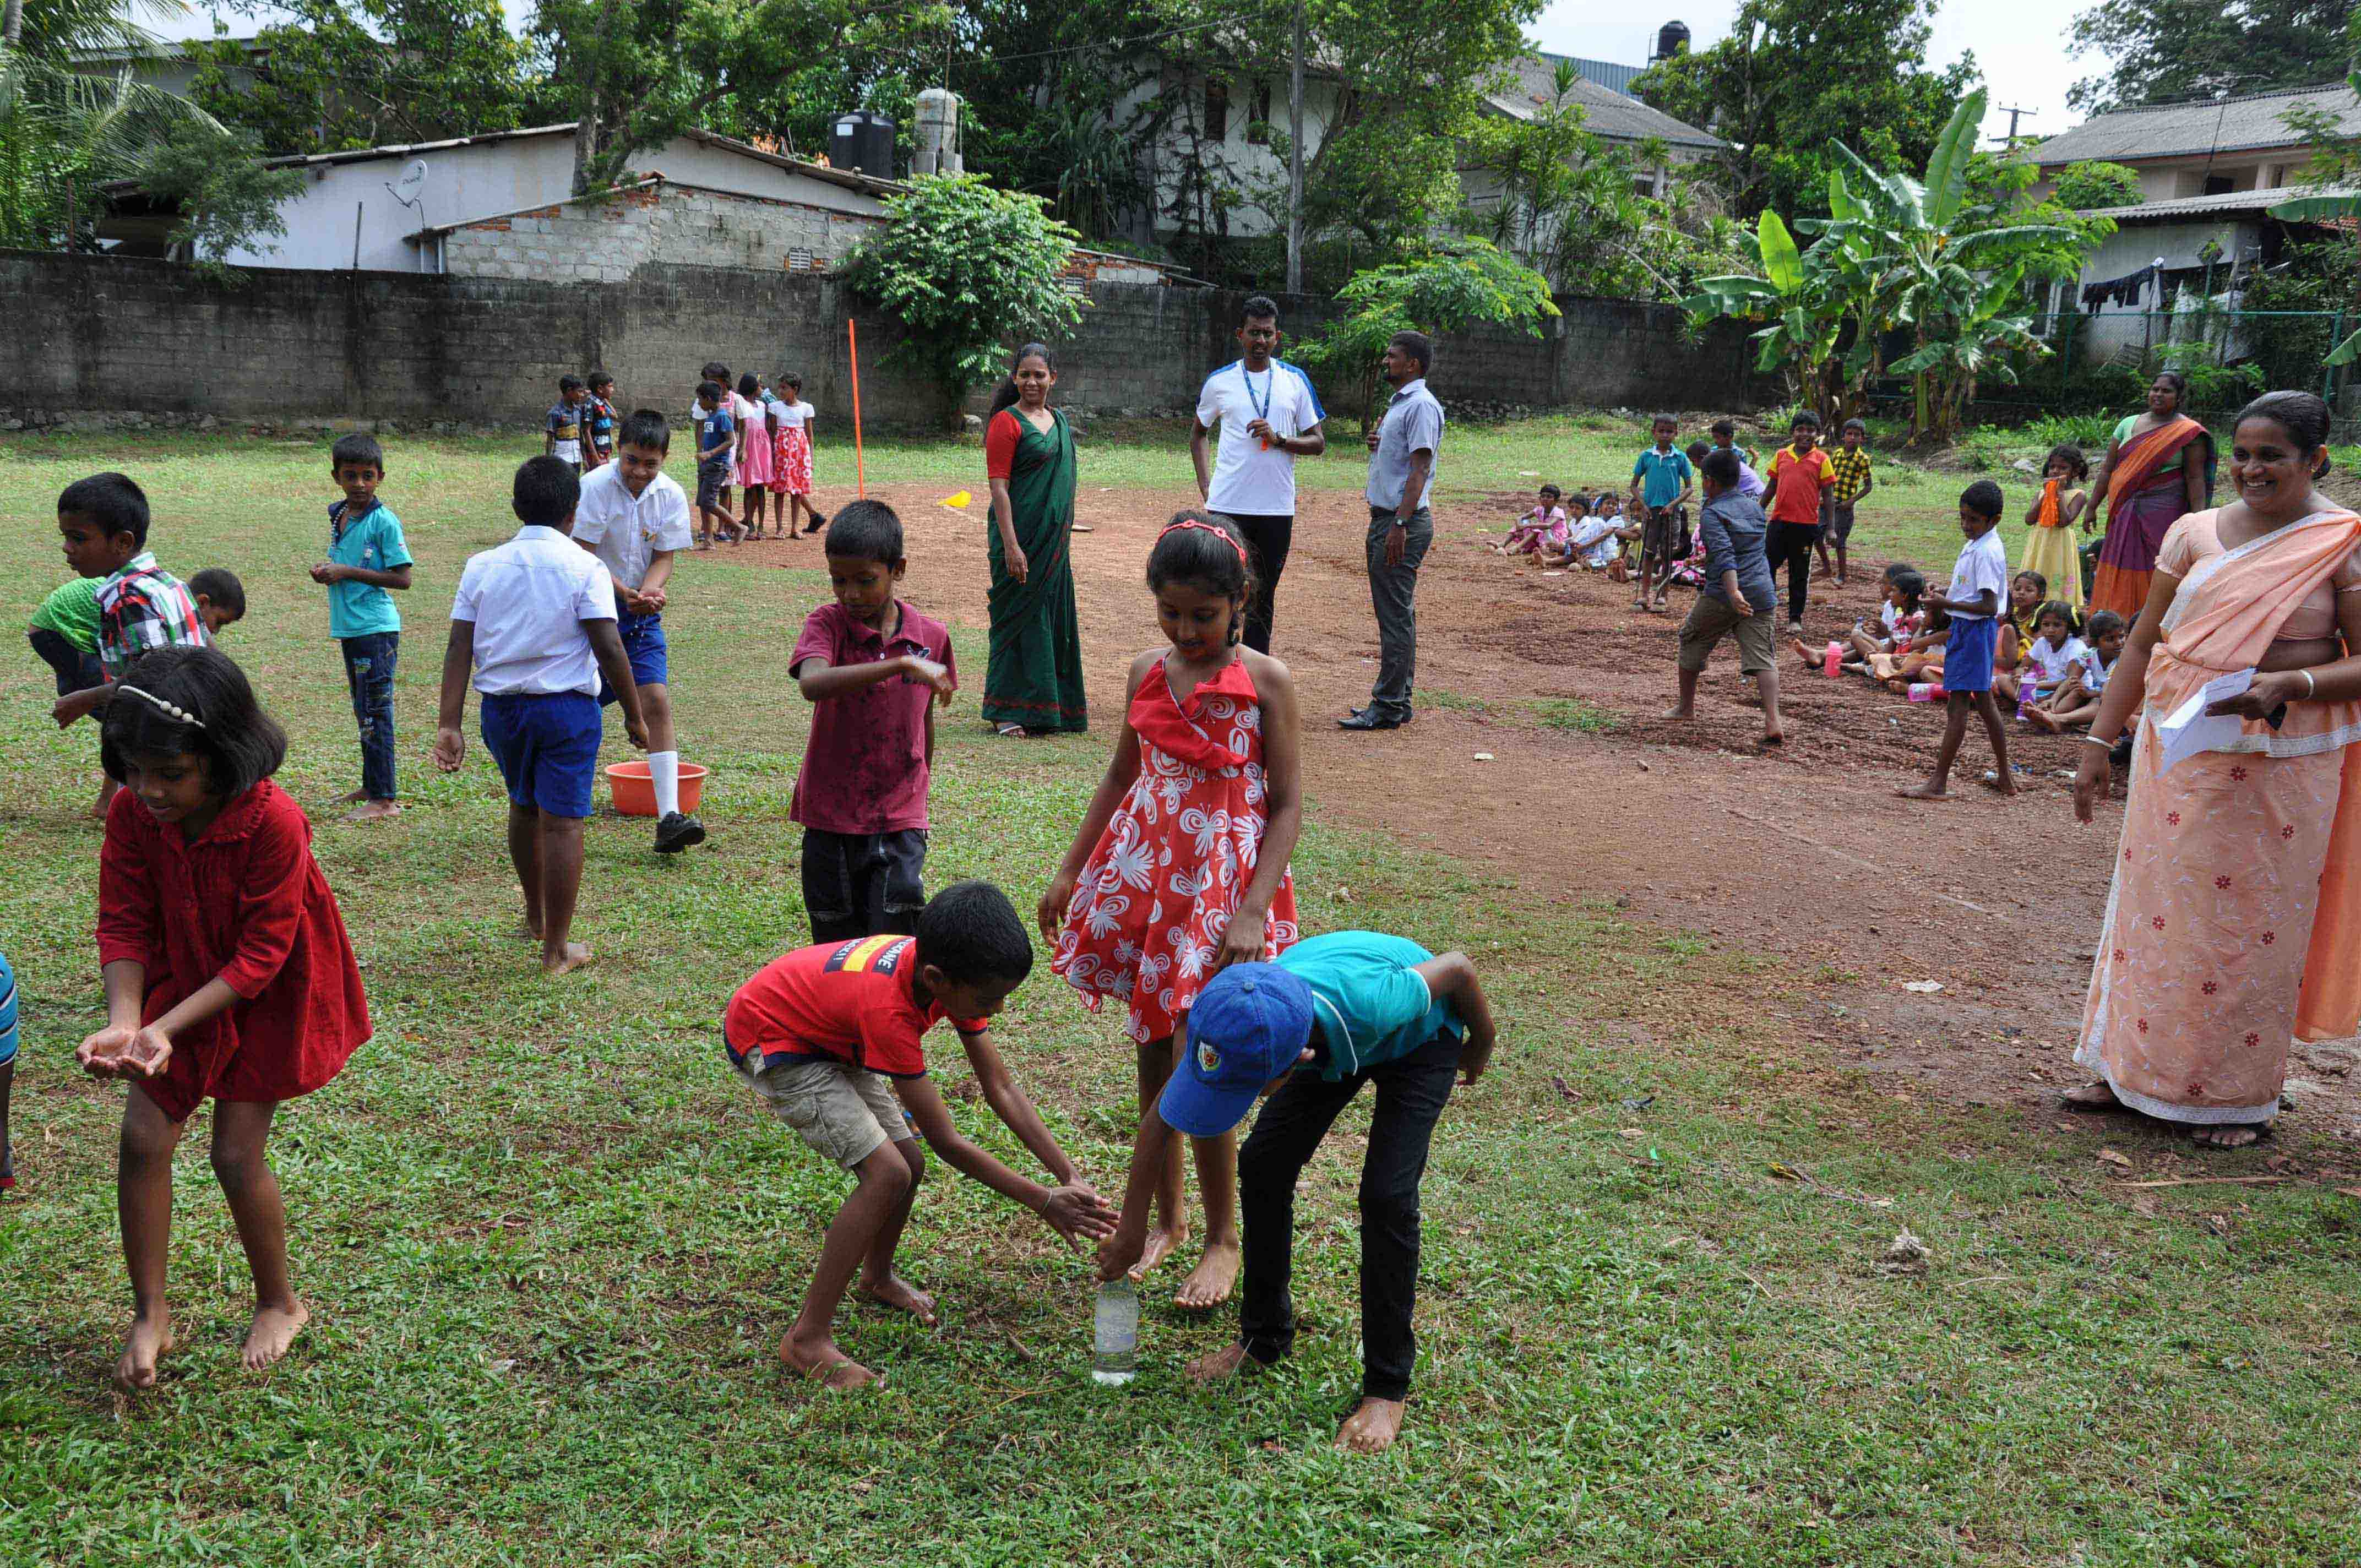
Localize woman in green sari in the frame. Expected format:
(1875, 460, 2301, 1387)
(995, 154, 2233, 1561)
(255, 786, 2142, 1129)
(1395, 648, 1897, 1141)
(983, 344, 1088, 735)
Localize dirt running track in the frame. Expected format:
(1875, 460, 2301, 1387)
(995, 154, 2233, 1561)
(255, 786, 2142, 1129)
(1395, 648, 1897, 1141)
(745, 481, 2361, 1140)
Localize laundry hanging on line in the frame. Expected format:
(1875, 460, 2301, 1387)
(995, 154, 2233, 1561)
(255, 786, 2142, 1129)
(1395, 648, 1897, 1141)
(2081, 264, 2155, 311)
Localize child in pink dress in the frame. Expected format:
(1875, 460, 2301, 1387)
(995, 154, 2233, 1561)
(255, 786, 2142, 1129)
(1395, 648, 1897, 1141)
(733, 374, 776, 538)
(1494, 484, 1568, 555)
(1040, 512, 1303, 1310)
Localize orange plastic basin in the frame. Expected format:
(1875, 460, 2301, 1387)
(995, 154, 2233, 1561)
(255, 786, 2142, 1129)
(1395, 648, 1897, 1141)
(605, 760, 706, 817)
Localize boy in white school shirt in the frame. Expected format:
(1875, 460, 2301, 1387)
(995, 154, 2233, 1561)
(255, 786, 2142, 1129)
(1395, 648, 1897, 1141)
(572, 409, 708, 855)
(1189, 296, 1327, 653)
(434, 457, 651, 975)
(1900, 480, 2014, 801)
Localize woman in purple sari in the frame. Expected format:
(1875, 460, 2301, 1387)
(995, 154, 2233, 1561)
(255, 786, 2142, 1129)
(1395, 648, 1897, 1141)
(2086, 371, 2213, 623)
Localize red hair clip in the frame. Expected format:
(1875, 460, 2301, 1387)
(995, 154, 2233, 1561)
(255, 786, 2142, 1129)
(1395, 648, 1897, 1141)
(1158, 516, 1249, 569)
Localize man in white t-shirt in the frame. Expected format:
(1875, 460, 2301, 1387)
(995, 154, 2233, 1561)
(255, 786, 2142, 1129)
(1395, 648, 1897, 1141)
(573, 409, 706, 854)
(1189, 297, 1327, 652)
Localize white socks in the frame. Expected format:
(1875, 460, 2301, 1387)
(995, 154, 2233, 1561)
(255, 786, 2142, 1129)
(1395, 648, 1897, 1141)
(649, 750, 682, 818)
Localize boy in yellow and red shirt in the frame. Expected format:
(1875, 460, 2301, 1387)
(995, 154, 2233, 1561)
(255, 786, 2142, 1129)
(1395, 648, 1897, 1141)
(722, 881, 1116, 1389)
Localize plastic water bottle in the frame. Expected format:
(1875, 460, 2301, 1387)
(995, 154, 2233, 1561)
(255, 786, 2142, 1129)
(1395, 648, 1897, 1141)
(1092, 1280, 1138, 1386)
(1823, 640, 1843, 678)
(1908, 682, 1940, 703)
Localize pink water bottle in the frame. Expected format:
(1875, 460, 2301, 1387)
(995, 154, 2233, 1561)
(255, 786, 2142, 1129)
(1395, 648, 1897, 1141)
(1908, 682, 1940, 702)
(1823, 640, 1843, 677)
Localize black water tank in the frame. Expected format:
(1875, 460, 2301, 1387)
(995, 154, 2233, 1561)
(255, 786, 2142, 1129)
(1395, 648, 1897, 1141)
(1655, 20, 1690, 59)
(831, 111, 895, 179)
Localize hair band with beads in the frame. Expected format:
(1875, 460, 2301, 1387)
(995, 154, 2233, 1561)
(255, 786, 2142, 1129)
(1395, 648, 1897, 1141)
(116, 684, 205, 729)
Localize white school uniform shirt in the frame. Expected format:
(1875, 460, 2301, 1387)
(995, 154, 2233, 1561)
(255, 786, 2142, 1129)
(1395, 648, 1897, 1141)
(2071, 645, 2113, 694)
(573, 462, 694, 593)
(450, 525, 617, 697)
(1198, 357, 1324, 516)
(1568, 514, 1621, 567)
(1946, 529, 2010, 620)
(2025, 633, 2086, 687)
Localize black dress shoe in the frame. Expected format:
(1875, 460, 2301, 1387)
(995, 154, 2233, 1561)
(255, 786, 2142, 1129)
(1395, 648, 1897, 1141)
(654, 810, 708, 854)
(1339, 709, 1405, 731)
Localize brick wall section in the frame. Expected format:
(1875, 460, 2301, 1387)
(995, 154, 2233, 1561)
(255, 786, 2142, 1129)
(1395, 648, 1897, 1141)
(443, 183, 875, 285)
(0, 251, 1778, 432)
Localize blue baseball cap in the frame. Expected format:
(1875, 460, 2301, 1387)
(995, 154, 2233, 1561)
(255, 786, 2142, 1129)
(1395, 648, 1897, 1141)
(1160, 962, 1316, 1137)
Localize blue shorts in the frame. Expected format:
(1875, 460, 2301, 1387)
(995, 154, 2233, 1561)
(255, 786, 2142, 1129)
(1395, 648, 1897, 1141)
(601, 610, 667, 705)
(0, 950, 17, 1068)
(480, 691, 602, 818)
(1945, 616, 1999, 693)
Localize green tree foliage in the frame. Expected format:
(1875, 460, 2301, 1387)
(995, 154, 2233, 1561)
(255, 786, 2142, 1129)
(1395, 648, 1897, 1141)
(2066, 0, 2352, 114)
(1685, 91, 2093, 442)
(1290, 238, 1560, 426)
(532, 0, 946, 197)
(2047, 160, 2144, 211)
(2270, 73, 2361, 369)
(184, 0, 546, 155)
(1633, 0, 1977, 222)
(842, 172, 1087, 401)
(1460, 59, 1745, 300)
(130, 117, 306, 280)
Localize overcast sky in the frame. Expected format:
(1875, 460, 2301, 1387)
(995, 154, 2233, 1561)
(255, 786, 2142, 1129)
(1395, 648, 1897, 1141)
(1532, 1, 2107, 146)
(159, 0, 2106, 146)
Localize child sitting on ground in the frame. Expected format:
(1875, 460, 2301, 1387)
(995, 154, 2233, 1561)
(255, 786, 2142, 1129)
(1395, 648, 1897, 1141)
(2013, 600, 2085, 717)
(725, 881, 1117, 1388)
(1841, 564, 1925, 671)
(1549, 498, 1631, 577)
(1095, 932, 1499, 1455)
(2027, 610, 2125, 732)
(1990, 569, 2044, 706)
(1494, 484, 1569, 555)
(1872, 605, 1950, 692)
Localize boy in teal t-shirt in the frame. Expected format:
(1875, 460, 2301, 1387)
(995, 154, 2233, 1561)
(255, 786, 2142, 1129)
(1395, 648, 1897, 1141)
(1096, 929, 1501, 1455)
(309, 433, 415, 820)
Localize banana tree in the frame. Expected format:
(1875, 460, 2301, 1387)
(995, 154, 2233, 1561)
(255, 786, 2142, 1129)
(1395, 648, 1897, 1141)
(1682, 208, 1851, 421)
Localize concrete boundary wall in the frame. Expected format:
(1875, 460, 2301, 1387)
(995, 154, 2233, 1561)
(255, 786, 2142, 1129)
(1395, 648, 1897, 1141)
(1, 251, 1778, 433)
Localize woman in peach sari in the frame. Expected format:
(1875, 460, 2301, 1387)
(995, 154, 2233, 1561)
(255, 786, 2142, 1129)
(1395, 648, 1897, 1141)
(2085, 372, 2214, 623)
(2069, 393, 2361, 1146)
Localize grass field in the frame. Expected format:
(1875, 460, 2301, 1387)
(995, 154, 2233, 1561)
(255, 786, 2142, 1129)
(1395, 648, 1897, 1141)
(3, 424, 2357, 1566)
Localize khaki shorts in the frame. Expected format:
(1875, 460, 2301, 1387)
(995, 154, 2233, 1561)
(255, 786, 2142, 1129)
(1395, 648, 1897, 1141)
(733, 1052, 913, 1169)
(1679, 592, 1777, 675)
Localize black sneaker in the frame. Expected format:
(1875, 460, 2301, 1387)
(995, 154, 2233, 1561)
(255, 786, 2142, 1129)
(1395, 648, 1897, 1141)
(654, 810, 707, 854)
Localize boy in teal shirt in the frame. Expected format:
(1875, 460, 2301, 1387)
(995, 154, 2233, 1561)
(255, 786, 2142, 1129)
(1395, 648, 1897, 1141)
(1098, 930, 1500, 1455)
(309, 433, 414, 820)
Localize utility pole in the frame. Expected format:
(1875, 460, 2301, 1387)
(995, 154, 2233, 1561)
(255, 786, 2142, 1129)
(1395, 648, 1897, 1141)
(1990, 105, 2034, 147)
(1285, 0, 1304, 295)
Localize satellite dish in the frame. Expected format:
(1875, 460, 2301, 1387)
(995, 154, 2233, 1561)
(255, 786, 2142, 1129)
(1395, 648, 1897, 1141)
(390, 159, 428, 204)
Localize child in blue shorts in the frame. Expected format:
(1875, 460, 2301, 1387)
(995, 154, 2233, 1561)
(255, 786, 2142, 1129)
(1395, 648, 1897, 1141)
(1902, 480, 2015, 800)
(0, 949, 17, 1189)
(433, 457, 650, 975)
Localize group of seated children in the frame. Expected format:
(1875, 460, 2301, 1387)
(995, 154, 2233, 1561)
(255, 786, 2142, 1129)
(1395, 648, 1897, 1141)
(1492, 484, 1630, 575)
(1808, 558, 2124, 730)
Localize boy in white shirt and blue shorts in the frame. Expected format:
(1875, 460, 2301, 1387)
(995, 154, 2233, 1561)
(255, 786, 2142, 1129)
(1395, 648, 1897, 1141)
(1901, 480, 2015, 801)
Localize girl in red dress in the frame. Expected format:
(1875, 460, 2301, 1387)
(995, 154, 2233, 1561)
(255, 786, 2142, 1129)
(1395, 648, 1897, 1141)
(1039, 514, 1302, 1309)
(76, 647, 370, 1390)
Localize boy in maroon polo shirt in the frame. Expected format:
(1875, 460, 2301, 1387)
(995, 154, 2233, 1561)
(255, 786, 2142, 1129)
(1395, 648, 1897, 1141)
(725, 881, 1118, 1388)
(790, 502, 958, 944)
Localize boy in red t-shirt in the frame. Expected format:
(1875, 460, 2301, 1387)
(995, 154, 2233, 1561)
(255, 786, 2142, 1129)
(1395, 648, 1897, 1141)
(790, 501, 957, 944)
(723, 880, 1117, 1389)
(1761, 411, 1836, 633)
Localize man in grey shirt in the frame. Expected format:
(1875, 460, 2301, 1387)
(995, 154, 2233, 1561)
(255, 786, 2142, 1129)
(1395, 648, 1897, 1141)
(1344, 331, 1444, 731)
(1667, 447, 1787, 747)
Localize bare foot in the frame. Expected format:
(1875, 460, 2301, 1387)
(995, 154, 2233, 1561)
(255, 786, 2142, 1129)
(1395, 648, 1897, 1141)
(1895, 782, 1952, 801)
(344, 801, 401, 822)
(115, 1310, 175, 1390)
(542, 941, 595, 977)
(1980, 772, 2020, 797)
(857, 1273, 939, 1326)
(2193, 1124, 2265, 1149)
(242, 1300, 309, 1372)
(1134, 1224, 1187, 1277)
(1660, 706, 1694, 722)
(2061, 1081, 2120, 1111)
(2027, 707, 2063, 733)
(1335, 1397, 1407, 1453)
(1184, 1341, 1256, 1384)
(1176, 1239, 1241, 1310)
(780, 1330, 879, 1390)
(1761, 727, 1786, 747)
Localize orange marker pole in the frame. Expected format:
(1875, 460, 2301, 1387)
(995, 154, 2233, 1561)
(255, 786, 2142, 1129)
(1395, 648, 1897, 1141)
(847, 318, 867, 499)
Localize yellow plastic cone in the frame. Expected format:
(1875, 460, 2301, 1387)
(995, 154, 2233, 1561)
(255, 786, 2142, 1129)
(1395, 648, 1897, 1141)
(940, 489, 973, 509)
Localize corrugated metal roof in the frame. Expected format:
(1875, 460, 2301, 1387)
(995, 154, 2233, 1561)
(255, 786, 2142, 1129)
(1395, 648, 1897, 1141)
(2031, 81, 2361, 165)
(1553, 54, 1645, 97)
(1485, 52, 1721, 151)
(2080, 183, 2360, 223)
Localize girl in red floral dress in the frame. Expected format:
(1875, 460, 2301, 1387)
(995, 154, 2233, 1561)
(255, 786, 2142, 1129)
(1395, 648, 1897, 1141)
(1039, 514, 1302, 1309)
(76, 647, 371, 1390)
